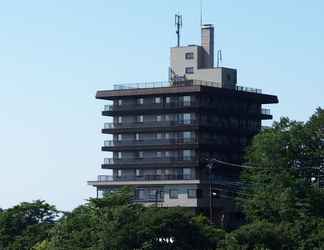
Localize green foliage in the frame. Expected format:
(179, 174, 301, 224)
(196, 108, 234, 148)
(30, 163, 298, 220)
(47, 187, 224, 250)
(0, 200, 59, 250)
(232, 107, 324, 249)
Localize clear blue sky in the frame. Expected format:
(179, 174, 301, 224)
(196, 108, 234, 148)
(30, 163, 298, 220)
(0, 0, 323, 211)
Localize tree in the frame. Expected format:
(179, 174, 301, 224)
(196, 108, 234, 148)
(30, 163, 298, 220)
(0, 200, 60, 250)
(47, 187, 224, 250)
(229, 108, 324, 249)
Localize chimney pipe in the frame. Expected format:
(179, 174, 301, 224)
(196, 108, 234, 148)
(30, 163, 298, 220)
(201, 24, 214, 68)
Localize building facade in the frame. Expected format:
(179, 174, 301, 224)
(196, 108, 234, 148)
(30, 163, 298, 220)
(88, 23, 278, 222)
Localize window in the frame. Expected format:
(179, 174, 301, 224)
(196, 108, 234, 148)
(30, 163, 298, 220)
(165, 133, 170, 139)
(183, 113, 192, 124)
(187, 189, 196, 199)
(156, 151, 162, 158)
(136, 188, 145, 200)
(136, 115, 144, 123)
(156, 133, 163, 139)
(156, 169, 162, 175)
(165, 114, 171, 121)
(137, 98, 144, 105)
(117, 116, 122, 124)
(183, 96, 191, 106)
(185, 52, 194, 60)
(137, 151, 144, 159)
(185, 67, 194, 74)
(166, 97, 171, 104)
(156, 115, 162, 122)
(117, 152, 122, 159)
(183, 131, 192, 139)
(154, 97, 161, 104)
(135, 169, 141, 177)
(117, 169, 122, 177)
(183, 168, 192, 178)
(117, 99, 122, 106)
(135, 133, 140, 141)
(165, 151, 170, 158)
(169, 189, 178, 199)
(117, 134, 122, 141)
(183, 150, 192, 160)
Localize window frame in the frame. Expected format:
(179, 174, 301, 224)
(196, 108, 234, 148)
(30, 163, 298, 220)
(185, 52, 194, 60)
(169, 189, 179, 199)
(185, 67, 194, 74)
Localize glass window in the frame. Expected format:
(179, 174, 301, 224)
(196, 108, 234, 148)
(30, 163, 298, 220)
(154, 97, 161, 104)
(117, 169, 122, 177)
(135, 169, 141, 177)
(183, 96, 191, 106)
(169, 189, 178, 199)
(156, 115, 162, 122)
(185, 67, 194, 74)
(165, 114, 171, 121)
(156, 151, 162, 158)
(117, 134, 122, 141)
(165, 133, 170, 139)
(117, 99, 122, 106)
(135, 133, 140, 141)
(117, 116, 122, 124)
(136, 115, 144, 123)
(183, 131, 192, 139)
(156, 169, 162, 175)
(183, 113, 191, 124)
(117, 152, 122, 159)
(166, 97, 171, 104)
(165, 151, 170, 158)
(183, 150, 192, 160)
(183, 168, 192, 178)
(185, 52, 194, 60)
(156, 133, 163, 139)
(137, 98, 144, 105)
(137, 151, 144, 159)
(187, 189, 196, 199)
(136, 188, 145, 200)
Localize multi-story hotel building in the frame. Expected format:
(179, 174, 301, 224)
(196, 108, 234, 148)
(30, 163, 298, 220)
(88, 24, 278, 222)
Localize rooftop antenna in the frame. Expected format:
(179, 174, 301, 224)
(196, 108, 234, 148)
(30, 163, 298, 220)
(200, 0, 203, 27)
(175, 14, 182, 47)
(217, 49, 222, 67)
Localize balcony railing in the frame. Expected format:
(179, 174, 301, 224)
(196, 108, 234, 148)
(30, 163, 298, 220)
(104, 101, 197, 112)
(104, 119, 197, 129)
(103, 138, 197, 147)
(261, 108, 271, 115)
(103, 156, 197, 165)
(112, 80, 262, 94)
(97, 174, 195, 182)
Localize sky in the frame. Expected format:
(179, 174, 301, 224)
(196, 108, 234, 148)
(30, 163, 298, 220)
(0, 0, 323, 211)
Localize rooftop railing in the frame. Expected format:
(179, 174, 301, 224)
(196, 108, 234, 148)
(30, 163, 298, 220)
(112, 80, 262, 94)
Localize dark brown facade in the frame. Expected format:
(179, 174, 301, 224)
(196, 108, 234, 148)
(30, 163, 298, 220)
(88, 80, 278, 219)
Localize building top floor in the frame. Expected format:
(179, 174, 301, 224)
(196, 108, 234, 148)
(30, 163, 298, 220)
(96, 79, 278, 105)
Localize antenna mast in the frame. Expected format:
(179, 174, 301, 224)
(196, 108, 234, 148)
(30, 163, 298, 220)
(175, 14, 182, 47)
(217, 50, 222, 67)
(200, 0, 203, 26)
